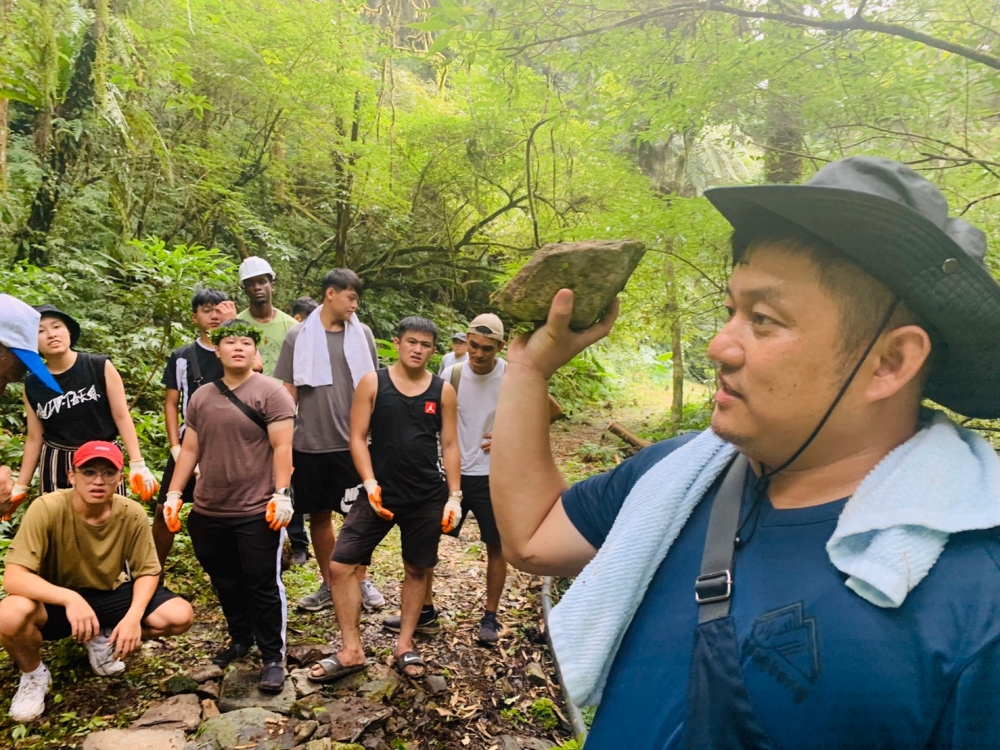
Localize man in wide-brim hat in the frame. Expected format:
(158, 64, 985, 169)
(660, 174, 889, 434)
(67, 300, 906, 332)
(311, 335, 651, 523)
(490, 156, 1000, 748)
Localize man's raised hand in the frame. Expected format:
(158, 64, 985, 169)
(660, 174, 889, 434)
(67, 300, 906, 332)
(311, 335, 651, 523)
(506, 289, 619, 381)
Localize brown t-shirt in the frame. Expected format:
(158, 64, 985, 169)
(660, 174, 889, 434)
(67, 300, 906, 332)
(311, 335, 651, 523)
(5, 489, 160, 590)
(185, 374, 296, 517)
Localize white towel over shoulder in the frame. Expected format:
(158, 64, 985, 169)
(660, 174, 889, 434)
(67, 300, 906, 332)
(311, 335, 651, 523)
(292, 308, 375, 388)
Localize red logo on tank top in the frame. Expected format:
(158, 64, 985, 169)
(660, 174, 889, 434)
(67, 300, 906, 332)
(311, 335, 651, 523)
(424, 401, 437, 415)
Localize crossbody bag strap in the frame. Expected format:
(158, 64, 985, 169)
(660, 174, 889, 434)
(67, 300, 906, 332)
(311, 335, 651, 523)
(213, 381, 268, 433)
(695, 453, 749, 624)
(449, 362, 462, 393)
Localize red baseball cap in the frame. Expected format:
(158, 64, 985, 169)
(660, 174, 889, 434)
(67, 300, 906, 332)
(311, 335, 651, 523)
(73, 441, 124, 470)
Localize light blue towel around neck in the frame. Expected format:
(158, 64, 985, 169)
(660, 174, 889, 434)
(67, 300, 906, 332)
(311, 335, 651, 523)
(549, 411, 1000, 708)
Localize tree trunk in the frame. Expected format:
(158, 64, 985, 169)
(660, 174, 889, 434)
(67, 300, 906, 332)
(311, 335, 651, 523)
(664, 255, 685, 428)
(332, 91, 362, 268)
(671, 312, 684, 429)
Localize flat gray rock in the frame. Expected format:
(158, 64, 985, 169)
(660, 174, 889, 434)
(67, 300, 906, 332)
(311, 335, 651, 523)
(424, 674, 448, 695)
(324, 697, 391, 743)
(83, 728, 186, 750)
(219, 667, 296, 715)
(198, 707, 285, 748)
(132, 694, 202, 733)
(358, 665, 401, 702)
(188, 664, 225, 683)
(291, 667, 323, 697)
(495, 240, 646, 330)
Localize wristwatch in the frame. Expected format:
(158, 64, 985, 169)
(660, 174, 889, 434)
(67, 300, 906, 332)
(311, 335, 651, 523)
(276, 487, 291, 498)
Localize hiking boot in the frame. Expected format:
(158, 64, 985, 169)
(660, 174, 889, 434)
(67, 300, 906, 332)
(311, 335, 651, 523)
(478, 612, 500, 646)
(211, 641, 253, 669)
(382, 607, 442, 636)
(8, 665, 51, 722)
(259, 661, 286, 694)
(289, 548, 309, 567)
(296, 582, 332, 612)
(360, 579, 386, 611)
(87, 632, 126, 676)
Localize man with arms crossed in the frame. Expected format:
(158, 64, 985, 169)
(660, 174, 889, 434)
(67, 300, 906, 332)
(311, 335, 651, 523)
(274, 269, 385, 612)
(236, 256, 297, 377)
(492, 158, 1000, 747)
(0, 441, 193, 722)
(385, 314, 508, 644)
(310, 317, 461, 682)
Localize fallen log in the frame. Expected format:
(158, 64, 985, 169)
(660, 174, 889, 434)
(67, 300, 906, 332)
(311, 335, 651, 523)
(607, 420, 652, 449)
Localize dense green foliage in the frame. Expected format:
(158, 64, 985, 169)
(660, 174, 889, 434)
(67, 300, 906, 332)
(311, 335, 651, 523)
(2, 0, 999, 438)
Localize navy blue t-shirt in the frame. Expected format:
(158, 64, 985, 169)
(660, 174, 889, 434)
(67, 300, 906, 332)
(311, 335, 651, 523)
(562, 434, 1000, 749)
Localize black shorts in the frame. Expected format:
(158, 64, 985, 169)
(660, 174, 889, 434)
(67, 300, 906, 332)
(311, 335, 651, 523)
(443, 475, 500, 546)
(156, 453, 197, 506)
(333, 495, 446, 569)
(40, 581, 180, 641)
(292, 450, 363, 516)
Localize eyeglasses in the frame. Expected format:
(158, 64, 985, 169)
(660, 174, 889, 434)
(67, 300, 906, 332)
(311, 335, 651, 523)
(76, 467, 121, 481)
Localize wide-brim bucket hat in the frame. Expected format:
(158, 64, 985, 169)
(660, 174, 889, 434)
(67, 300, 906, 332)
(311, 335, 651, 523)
(33, 304, 81, 348)
(705, 155, 1000, 418)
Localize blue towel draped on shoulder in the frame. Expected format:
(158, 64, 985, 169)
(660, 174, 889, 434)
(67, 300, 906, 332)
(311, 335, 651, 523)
(549, 411, 1000, 707)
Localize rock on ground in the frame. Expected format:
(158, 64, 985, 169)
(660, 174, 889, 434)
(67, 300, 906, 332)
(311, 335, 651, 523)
(132, 693, 202, 733)
(198, 707, 286, 749)
(325, 696, 392, 742)
(494, 239, 646, 329)
(83, 728, 186, 750)
(219, 667, 296, 714)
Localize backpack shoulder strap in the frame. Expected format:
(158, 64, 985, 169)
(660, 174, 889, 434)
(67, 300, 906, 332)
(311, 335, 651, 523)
(449, 362, 462, 394)
(183, 342, 203, 388)
(213, 381, 268, 433)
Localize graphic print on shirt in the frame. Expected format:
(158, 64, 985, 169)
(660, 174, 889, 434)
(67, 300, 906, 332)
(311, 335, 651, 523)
(35, 385, 101, 420)
(424, 401, 437, 415)
(742, 602, 821, 704)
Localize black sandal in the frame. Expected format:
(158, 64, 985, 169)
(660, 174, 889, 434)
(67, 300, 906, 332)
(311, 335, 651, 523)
(307, 656, 368, 684)
(395, 650, 426, 678)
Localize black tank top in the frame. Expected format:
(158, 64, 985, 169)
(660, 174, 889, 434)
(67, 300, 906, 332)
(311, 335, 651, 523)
(24, 352, 119, 447)
(370, 368, 446, 507)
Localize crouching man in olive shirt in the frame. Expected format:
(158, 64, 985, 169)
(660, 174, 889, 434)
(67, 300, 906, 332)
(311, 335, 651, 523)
(0, 441, 193, 723)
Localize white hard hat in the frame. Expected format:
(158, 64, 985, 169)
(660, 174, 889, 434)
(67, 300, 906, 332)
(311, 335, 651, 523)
(238, 256, 275, 282)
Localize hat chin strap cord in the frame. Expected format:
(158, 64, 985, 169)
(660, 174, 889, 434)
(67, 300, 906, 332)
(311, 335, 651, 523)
(735, 296, 901, 547)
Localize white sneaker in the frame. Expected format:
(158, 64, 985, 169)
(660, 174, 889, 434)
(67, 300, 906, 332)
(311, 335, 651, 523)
(87, 632, 126, 676)
(360, 578, 386, 611)
(9, 665, 51, 722)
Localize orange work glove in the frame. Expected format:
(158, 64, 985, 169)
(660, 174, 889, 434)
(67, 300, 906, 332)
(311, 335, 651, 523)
(442, 491, 463, 533)
(363, 479, 393, 521)
(2, 483, 29, 521)
(266, 492, 294, 531)
(163, 491, 183, 533)
(129, 460, 159, 503)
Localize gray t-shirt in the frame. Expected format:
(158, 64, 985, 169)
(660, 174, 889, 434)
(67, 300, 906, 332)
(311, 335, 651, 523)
(273, 322, 378, 453)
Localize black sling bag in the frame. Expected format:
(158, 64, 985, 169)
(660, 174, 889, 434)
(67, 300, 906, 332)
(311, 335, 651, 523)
(213, 381, 268, 433)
